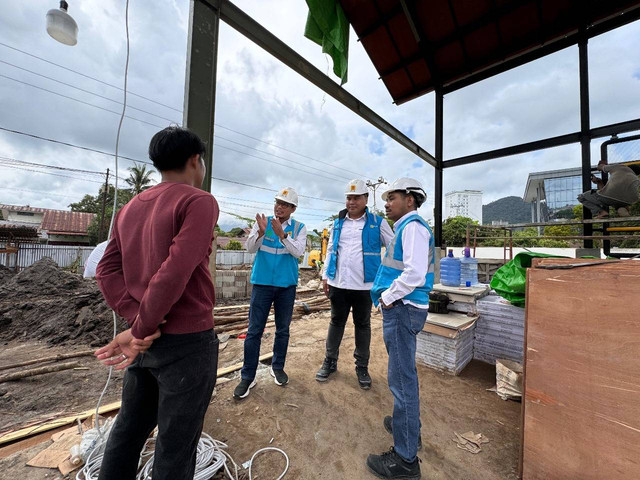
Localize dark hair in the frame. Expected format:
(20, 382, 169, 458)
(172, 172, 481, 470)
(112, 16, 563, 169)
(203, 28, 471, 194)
(148, 126, 206, 171)
(401, 191, 425, 209)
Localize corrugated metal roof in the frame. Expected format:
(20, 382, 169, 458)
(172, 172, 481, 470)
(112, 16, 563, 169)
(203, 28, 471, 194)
(41, 210, 95, 234)
(1, 204, 95, 234)
(340, 0, 640, 104)
(0, 204, 48, 213)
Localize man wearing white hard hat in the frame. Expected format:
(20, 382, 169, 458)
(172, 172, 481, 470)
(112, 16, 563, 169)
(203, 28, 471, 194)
(366, 178, 433, 480)
(316, 179, 393, 389)
(234, 187, 307, 399)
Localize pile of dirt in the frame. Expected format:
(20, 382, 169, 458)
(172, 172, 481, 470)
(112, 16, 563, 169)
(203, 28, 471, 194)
(0, 264, 15, 285)
(0, 258, 126, 346)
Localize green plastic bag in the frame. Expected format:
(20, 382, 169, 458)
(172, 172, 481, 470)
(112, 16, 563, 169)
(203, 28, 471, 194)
(490, 252, 566, 307)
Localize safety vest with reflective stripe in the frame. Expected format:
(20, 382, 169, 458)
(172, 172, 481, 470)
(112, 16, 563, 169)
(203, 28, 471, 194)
(251, 217, 304, 287)
(370, 214, 434, 306)
(325, 208, 384, 284)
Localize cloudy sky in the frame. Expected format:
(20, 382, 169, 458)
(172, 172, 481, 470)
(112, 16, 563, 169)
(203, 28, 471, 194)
(1, 1, 639, 231)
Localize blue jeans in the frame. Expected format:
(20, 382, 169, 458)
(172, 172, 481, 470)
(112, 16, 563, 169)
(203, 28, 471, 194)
(382, 302, 428, 462)
(241, 284, 296, 380)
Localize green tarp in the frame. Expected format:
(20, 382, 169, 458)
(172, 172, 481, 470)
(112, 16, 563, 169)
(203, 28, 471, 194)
(304, 0, 349, 85)
(490, 252, 566, 307)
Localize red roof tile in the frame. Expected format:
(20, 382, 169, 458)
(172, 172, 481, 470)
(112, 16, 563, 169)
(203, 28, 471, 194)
(41, 210, 95, 235)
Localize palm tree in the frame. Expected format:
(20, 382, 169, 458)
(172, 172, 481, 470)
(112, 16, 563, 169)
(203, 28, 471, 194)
(125, 163, 155, 195)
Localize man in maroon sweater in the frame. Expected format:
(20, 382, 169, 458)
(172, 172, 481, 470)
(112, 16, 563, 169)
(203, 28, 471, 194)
(94, 126, 219, 480)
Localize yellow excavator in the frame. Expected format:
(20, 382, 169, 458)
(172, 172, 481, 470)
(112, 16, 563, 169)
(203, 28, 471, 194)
(308, 228, 329, 267)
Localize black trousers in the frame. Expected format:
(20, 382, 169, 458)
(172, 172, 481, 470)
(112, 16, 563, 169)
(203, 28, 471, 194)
(325, 286, 373, 368)
(98, 330, 218, 480)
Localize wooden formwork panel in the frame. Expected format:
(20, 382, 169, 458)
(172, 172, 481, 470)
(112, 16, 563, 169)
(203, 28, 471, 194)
(522, 259, 640, 479)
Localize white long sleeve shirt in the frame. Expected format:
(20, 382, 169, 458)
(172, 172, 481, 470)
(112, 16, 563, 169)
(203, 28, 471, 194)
(321, 212, 394, 290)
(380, 211, 431, 310)
(245, 217, 307, 258)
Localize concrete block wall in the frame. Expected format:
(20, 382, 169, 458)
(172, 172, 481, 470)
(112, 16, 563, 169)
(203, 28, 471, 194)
(215, 269, 252, 299)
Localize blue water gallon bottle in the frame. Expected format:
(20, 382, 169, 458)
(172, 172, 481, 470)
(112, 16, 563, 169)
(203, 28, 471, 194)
(440, 249, 461, 287)
(460, 247, 479, 287)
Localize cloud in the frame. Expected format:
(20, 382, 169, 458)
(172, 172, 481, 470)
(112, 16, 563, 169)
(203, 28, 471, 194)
(0, 1, 639, 233)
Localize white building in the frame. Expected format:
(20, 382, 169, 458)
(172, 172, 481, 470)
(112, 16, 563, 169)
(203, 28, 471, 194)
(444, 190, 483, 223)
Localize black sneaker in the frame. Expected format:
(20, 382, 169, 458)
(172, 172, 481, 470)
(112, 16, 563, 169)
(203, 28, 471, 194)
(233, 378, 256, 399)
(356, 366, 372, 390)
(270, 366, 289, 386)
(384, 416, 422, 450)
(366, 447, 421, 479)
(316, 357, 337, 382)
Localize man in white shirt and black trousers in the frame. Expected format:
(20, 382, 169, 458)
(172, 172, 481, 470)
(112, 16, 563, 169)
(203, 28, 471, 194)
(366, 178, 434, 480)
(316, 179, 394, 389)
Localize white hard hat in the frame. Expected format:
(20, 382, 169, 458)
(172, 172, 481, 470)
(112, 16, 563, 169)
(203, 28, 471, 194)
(345, 179, 368, 196)
(275, 187, 298, 206)
(381, 177, 427, 202)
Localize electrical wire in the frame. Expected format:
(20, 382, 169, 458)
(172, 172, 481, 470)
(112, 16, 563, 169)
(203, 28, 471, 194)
(0, 73, 163, 129)
(0, 185, 81, 199)
(0, 124, 346, 205)
(214, 137, 350, 181)
(77, 422, 289, 480)
(0, 41, 181, 113)
(0, 155, 128, 181)
(0, 69, 353, 183)
(0, 74, 352, 182)
(0, 41, 368, 178)
(0, 163, 107, 184)
(0, 59, 178, 124)
(93, 0, 130, 437)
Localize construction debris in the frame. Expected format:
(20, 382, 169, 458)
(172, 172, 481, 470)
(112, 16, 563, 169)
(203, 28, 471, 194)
(453, 431, 489, 454)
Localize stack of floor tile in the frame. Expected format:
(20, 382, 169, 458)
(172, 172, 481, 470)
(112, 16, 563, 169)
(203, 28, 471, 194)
(474, 294, 525, 364)
(416, 312, 477, 375)
(430, 283, 490, 314)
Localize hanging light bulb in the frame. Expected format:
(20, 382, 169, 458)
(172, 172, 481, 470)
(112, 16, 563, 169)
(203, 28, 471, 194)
(46, 1, 78, 46)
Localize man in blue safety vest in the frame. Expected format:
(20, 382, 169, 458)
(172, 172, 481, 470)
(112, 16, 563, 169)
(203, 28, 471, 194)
(316, 179, 393, 389)
(366, 178, 433, 480)
(234, 187, 307, 400)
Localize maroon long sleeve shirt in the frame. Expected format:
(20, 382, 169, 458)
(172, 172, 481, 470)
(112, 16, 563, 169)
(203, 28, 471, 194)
(96, 182, 219, 339)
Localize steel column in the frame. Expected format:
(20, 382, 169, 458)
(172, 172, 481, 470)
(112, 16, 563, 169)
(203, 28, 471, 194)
(434, 88, 444, 247)
(183, 0, 220, 193)
(579, 36, 593, 247)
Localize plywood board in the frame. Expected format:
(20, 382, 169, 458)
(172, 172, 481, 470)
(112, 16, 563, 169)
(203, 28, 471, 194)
(27, 431, 79, 468)
(522, 260, 640, 480)
(425, 312, 477, 330)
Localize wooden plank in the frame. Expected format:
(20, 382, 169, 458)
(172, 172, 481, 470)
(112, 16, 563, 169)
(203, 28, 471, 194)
(0, 353, 274, 446)
(0, 401, 121, 446)
(217, 353, 272, 377)
(522, 261, 640, 480)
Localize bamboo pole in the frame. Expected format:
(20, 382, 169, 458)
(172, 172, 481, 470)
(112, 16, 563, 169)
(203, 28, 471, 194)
(0, 350, 94, 372)
(0, 362, 82, 383)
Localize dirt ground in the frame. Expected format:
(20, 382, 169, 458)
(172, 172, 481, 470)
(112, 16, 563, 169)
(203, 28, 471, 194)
(0, 307, 521, 480)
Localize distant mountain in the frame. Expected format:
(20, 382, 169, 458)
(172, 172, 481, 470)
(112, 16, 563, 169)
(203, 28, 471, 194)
(482, 196, 531, 225)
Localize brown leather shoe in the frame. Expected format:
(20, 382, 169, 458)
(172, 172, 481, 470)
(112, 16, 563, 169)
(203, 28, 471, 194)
(617, 207, 631, 217)
(594, 211, 609, 219)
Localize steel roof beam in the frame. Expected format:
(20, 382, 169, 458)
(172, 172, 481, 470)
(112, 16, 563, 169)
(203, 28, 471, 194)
(203, 0, 436, 167)
(443, 118, 640, 168)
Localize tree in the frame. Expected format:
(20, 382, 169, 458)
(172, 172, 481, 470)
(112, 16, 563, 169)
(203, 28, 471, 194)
(442, 216, 477, 247)
(125, 163, 155, 195)
(72, 185, 134, 244)
(225, 212, 255, 228)
(224, 240, 243, 250)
